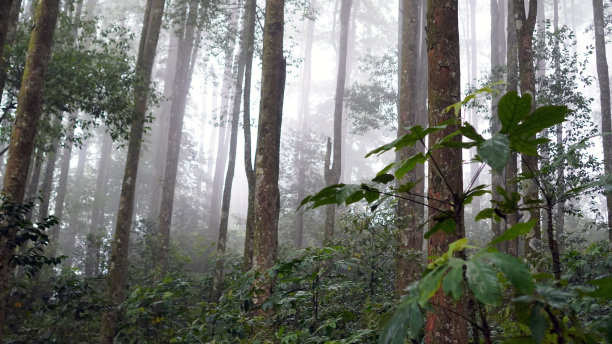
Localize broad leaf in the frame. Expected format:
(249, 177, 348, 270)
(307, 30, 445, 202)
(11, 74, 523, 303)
(419, 265, 448, 306)
(529, 303, 548, 344)
(490, 219, 537, 246)
(498, 91, 532, 134)
(466, 260, 502, 305)
(514, 105, 568, 139)
(442, 259, 465, 302)
(484, 252, 535, 294)
(478, 133, 510, 173)
(395, 153, 427, 180)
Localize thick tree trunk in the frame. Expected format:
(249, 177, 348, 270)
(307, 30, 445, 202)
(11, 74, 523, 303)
(157, 0, 199, 274)
(424, 1, 467, 343)
(86, 131, 112, 277)
(506, 0, 520, 256)
(0, 0, 21, 101)
(592, 0, 611, 242)
(242, 0, 256, 271)
(395, 0, 424, 294)
(0, 0, 59, 338)
(513, 0, 541, 260)
(252, 0, 285, 312)
(100, 0, 166, 341)
(324, 0, 352, 243)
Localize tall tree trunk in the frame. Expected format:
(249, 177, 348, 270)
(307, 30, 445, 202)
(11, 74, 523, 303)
(469, 0, 481, 223)
(208, 3, 241, 239)
(395, 0, 424, 294)
(148, 34, 179, 219)
(86, 131, 112, 277)
(294, 0, 316, 249)
(62, 140, 88, 268)
(490, 0, 507, 249)
(0, 0, 21, 102)
(0, 0, 59, 338)
(242, 0, 256, 271)
(25, 147, 44, 220)
(100, 0, 166, 341)
(506, 0, 520, 256)
(38, 130, 60, 223)
(324, 0, 352, 243)
(252, 0, 285, 312)
(513, 0, 540, 260)
(156, 0, 199, 274)
(49, 113, 77, 258)
(593, 0, 612, 242)
(552, 0, 565, 250)
(424, 1, 467, 343)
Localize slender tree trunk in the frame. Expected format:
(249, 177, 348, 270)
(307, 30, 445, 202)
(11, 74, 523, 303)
(100, 0, 166, 340)
(294, 0, 316, 249)
(63, 140, 88, 268)
(148, 34, 179, 219)
(25, 148, 44, 220)
(469, 0, 481, 223)
(49, 113, 77, 258)
(506, 0, 520, 256)
(593, 0, 612, 242)
(395, 0, 424, 294)
(251, 0, 285, 312)
(424, 1, 467, 343)
(208, 2, 241, 239)
(513, 0, 540, 260)
(242, 0, 256, 271)
(552, 0, 565, 250)
(0, 0, 59, 338)
(38, 131, 60, 223)
(324, 0, 352, 243)
(86, 131, 112, 277)
(156, 0, 199, 274)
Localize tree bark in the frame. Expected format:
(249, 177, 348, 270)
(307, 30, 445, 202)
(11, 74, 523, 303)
(552, 0, 565, 250)
(395, 0, 424, 294)
(512, 0, 541, 260)
(242, 0, 257, 271)
(424, 1, 467, 343)
(592, 0, 611, 242)
(156, 0, 199, 275)
(324, 0, 352, 243)
(0, 0, 59, 338)
(251, 0, 285, 312)
(100, 0, 166, 341)
(63, 139, 88, 268)
(0, 0, 21, 102)
(25, 147, 44, 220)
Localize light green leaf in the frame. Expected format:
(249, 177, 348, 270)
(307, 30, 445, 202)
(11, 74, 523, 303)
(419, 265, 448, 306)
(443, 259, 465, 302)
(483, 252, 535, 294)
(478, 133, 510, 173)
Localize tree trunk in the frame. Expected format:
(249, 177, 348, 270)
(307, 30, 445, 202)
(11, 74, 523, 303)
(86, 131, 112, 277)
(100, 0, 166, 341)
(156, 0, 199, 274)
(592, 0, 611, 242)
(506, 0, 520, 256)
(395, 0, 424, 294)
(25, 147, 44, 220)
(242, 0, 256, 271)
(0, 0, 59, 338)
(0, 0, 21, 102)
(424, 1, 467, 343)
(63, 139, 88, 268)
(38, 131, 60, 223)
(251, 0, 285, 312)
(513, 0, 541, 260)
(324, 0, 352, 243)
(552, 0, 565, 250)
(294, 0, 316, 249)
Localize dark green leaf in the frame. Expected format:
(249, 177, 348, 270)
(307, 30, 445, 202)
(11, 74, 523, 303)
(490, 219, 537, 246)
(475, 208, 495, 221)
(478, 133, 510, 173)
(442, 259, 465, 302)
(419, 265, 448, 306)
(395, 153, 427, 180)
(424, 217, 456, 239)
(483, 252, 534, 294)
(514, 105, 568, 139)
(466, 260, 502, 305)
(498, 91, 532, 134)
(460, 123, 485, 143)
(372, 173, 395, 184)
(529, 303, 548, 344)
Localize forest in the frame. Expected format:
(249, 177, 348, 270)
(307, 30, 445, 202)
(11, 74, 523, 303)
(0, 0, 611, 342)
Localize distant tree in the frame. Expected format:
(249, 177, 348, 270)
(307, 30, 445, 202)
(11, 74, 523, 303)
(0, 0, 60, 338)
(100, 0, 166, 341)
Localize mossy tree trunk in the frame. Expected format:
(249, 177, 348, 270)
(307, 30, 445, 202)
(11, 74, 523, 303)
(0, 0, 60, 338)
(424, 1, 467, 343)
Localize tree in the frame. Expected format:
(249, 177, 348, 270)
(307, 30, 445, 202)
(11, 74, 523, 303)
(100, 0, 166, 340)
(241, 0, 256, 271)
(157, 0, 200, 274)
(424, 1, 467, 343)
(0, 0, 60, 338)
(251, 0, 285, 310)
(0, 0, 21, 100)
(512, 0, 540, 260)
(395, 0, 424, 293)
(324, 0, 352, 243)
(593, 0, 612, 242)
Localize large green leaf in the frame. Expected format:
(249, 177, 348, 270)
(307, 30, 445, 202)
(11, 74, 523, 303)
(514, 105, 568, 139)
(490, 219, 537, 246)
(529, 303, 548, 344)
(483, 252, 535, 294)
(419, 265, 448, 306)
(585, 276, 612, 299)
(466, 260, 502, 305)
(395, 153, 427, 180)
(498, 91, 532, 134)
(478, 133, 511, 173)
(442, 258, 465, 302)
(378, 297, 423, 344)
